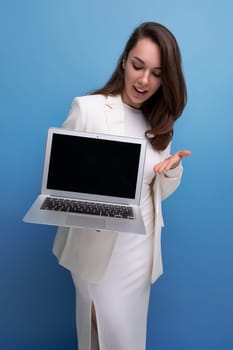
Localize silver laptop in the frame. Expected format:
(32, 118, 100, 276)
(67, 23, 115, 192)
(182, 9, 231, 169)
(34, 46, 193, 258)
(23, 127, 147, 234)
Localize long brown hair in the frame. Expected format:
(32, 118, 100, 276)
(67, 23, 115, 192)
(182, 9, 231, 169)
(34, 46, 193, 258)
(93, 22, 187, 150)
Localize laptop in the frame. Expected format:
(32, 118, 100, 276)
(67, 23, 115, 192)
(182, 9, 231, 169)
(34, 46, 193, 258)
(23, 127, 147, 234)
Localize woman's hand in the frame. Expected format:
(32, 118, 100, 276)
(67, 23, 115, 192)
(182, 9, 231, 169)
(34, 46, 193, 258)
(154, 150, 192, 174)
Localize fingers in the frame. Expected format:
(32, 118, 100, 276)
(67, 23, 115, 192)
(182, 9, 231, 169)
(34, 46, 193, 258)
(177, 150, 192, 157)
(154, 149, 191, 174)
(154, 157, 177, 174)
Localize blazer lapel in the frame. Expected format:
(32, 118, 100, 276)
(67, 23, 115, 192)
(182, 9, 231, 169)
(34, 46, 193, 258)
(104, 95, 126, 135)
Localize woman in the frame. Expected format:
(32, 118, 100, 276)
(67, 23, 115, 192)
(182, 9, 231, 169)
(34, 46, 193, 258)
(53, 22, 191, 350)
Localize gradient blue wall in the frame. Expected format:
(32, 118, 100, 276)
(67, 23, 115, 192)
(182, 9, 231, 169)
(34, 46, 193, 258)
(1, 1, 233, 349)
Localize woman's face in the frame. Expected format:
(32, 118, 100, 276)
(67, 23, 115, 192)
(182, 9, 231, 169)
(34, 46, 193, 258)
(122, 37, 162, 108)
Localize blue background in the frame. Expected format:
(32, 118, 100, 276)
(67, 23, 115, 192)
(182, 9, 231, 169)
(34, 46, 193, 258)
(1, 1, 233, 349)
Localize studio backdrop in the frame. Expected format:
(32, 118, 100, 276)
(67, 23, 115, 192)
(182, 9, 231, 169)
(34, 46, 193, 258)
(0, 1, 233, 349)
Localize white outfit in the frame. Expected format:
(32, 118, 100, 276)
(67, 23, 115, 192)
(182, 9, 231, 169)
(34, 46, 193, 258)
(52, 95, 183, 350)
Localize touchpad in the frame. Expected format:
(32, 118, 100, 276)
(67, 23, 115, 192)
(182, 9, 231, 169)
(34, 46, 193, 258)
(65, 214, 106, 229)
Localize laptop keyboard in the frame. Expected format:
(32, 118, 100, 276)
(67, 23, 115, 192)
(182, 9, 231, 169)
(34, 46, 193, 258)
(41, 197, 135, 219)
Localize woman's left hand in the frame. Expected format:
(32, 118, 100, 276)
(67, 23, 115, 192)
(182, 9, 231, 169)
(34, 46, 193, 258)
(154, 150, 192, 174)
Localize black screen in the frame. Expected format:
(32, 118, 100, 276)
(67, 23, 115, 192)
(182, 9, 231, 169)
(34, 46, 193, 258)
(47, 133, 141, 199)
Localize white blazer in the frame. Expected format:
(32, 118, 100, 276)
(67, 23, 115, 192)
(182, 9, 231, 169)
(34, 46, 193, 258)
(53, 94, 183, 284)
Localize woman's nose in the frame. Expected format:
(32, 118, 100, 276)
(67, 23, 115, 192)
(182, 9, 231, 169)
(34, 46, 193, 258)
(139, 70, 150, 85)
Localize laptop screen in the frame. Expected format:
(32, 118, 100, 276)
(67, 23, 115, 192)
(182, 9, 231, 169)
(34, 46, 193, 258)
(46, 133, 141, 199)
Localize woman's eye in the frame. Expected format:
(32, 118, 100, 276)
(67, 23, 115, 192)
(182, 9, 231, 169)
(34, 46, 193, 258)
(132, 63, 143, 70)
(153, 72, 161, 78)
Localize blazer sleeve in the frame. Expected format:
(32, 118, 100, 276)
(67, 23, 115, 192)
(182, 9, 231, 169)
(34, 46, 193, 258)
(53, 97, 87, 250)
(157, 142, 183, 201)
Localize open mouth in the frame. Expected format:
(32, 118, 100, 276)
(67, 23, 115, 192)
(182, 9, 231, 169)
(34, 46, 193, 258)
(134, 86, 147, 94)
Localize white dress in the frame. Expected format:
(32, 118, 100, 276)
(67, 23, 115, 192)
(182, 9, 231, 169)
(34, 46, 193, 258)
(72, 104, 159, 350)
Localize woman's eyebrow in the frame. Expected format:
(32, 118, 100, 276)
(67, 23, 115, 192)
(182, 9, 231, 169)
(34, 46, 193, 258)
(132, 56, 145, 64)
(132, 56, 161, 70)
